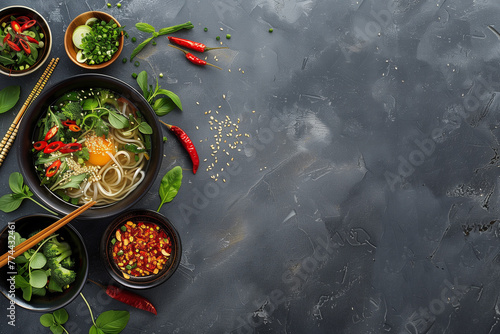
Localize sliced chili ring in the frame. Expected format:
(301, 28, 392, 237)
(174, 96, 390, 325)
(24, 35, 39, 45)
(61, 120, 76, 127)
(20, 20, 36, 32)
(68, 124, 81, 132)
(44, 126, 59, 141)
(11, 21, 21, 33)
(6, 40, 21, 52)
(19, 39, 30, 55)
(33, 141, 48, 151)
(59, 142, 82, 153)
(46, 160, 61, 177)
(43, 141, 64, 154)
(15, 16, 31, 24)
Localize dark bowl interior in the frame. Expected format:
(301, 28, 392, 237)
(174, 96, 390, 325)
(0, 6, 52, 75)
(17, 74, 163, 220)
(0, 214, 88, 312)
(100, 209, 182, 289)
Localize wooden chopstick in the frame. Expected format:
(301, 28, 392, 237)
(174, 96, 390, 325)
(0, 200, 96, 269)
(0, 58, 59, 167)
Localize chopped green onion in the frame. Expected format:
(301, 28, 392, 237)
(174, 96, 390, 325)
(269, 28, 273, 33)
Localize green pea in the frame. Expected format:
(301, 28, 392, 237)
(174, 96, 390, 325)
(117, 3, 122, 7)
(226, 34, 231, 39)
(107, 3, 111, 7)
(269, 28, 274, 33)
(216, 36, 220, 41)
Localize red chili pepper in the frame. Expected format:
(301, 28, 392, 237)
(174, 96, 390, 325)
(18, 39, 30, 54)
(43, 141, 64, 154)
(6, 40, 21, 52)
(46, 160, 61, 177)
(167, 36, 228, 52)
(11, 21, 21, 33)
(159, 120, 199, 174)
(20, 20, 36, 32)
(25, 35, 39, 45)
(15, 16, 31, 24)
(88, 279, 157, 315)
(168, 44, 222, 70)
(44, 126, 59, 141)
(68, 124, 81, 132)
(59, 142, 82, 153)
(61, 120, 76, 126)
(33, 141, 48, 151)
(3, 34, 10, 44)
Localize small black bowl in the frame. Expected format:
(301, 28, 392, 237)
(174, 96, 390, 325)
(17, 74, 163, 220)
(100, 209, 181, 289)
(0, 214, 88, 312)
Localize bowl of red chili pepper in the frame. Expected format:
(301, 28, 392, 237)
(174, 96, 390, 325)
(100, 209, 182, 289)
(0, 6, 52, 76)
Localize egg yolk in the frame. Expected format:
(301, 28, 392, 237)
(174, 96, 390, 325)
(86, 135, 115, 166)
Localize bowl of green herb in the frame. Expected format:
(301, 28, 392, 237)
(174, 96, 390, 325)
(0, 214, 88, 312)
(64, 11, 124, 69)
(0, 6, 52, 76)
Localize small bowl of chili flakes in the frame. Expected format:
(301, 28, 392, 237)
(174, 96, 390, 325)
(100, 209, 182, 289)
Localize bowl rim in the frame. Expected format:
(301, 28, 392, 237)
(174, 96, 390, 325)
(16, 73, 164, 220)
(100, 209, 182, 289)
(64, 10, 124, 69)
(0, 214, 89, 312)
(0, 5, 53, 77)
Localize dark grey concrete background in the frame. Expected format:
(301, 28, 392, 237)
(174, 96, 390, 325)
(1, 0, 500, 333)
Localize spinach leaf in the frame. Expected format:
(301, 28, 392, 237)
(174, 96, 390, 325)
(157, 166, 182, 211)
(0, 85, 20, 114)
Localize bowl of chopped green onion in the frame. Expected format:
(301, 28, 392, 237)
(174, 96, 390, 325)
(64, 11, 124, 69)
(0, 6, 53, 76)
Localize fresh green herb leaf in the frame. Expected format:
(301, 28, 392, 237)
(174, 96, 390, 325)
(156, 88, 182, 111)
(157, 166, 182, 211)
(40, 313, 55, 327)
(0, 85, 21, 114)
(30, 269, 48, 288)
(14, 274, 30, 289)
(48, 278, 63, 293)
(138, 121, 153, 134)
(9, 171, 24, 193)
(136, 71, 149, 99)
(50, 173, 88, 192)
(50, 325, 64, 334)
(53, 308, 69, 325)
(0, 194, 24, 212)
(107, 109, 129, 129)
(32, 287, 47, 297)
(124, 144, 146, 154)
(30, 252, 47, 269)
(135, 22, 156, 33)
(153, 97, 176, 116)
(95, 310, 130, 334)
(157, 21, 194, 35)
(22, 285, 32, 301)
(89, 327, 106, 334)
(130, 37, 153, 61)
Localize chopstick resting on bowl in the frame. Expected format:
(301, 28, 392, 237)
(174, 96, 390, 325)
(0, 200, 96, 269)
(0, 57, 59, 167)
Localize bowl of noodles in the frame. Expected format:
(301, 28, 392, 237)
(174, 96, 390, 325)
(17, 74, 163, 219)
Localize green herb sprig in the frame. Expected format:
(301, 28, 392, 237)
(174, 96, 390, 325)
(130, 21, 194, 61)
(40, 308, 69, 334)
(136, 70, 182, 116)
(157, 166, 182, 212)
(0, 85, 20, 114)
(0, 172, 58, 215)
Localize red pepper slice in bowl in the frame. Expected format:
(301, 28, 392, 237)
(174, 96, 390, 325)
(43, 141, 64, 154)
(19, 39, 31, 55)
(46, 160, 61, 177)
(68, 124, 81, 132)
(62, 120, 77, 127)
(59, 142, 82, 153)
(11, 21, 21, 33)
(44, 126, 59, 141)
(33, 141, 47, 151)
(20, 20, 36, 32)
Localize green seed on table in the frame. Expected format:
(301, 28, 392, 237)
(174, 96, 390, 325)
(269, 28, 273, 33)
(107, 3, 111, 7)
(117, 3, 122, 7)
(204, 27, 208, 32)
(216, 36, 220, 40)
(226, 34, 231, 39)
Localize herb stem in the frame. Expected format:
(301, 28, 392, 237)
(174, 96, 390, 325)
(80, 293, 97, 327)
(27, 197, 59, 215)
(61, 325, 69, 334)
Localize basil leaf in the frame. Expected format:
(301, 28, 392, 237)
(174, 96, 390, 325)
(89, 326, 106, 334)
(136, 71, 149, 100)
(108, 109, 129, 129)
(153, 97, 176, 116)
(53, 308, 69, 325)
(157, 166, 182, 211)
(138, 121, 153, 134)
(0, 193, 24, 213)
(8, 172, 24, 194)
(40, 313, 55, 327)
(135, 22, 156, 33)
(30, 269, 48, 288)
(30, 252, 47, 269)
(95, 310, 130, 334)
(156, 89, 182, 111)
(130, 36, 153, 61)
(0, 85, 20, 114)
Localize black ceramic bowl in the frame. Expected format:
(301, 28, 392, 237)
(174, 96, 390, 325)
(100, 210, 181, 289)
(0, 214, 88, 312)
(0, 6, 52, 76)
(17, 74, 163, 220)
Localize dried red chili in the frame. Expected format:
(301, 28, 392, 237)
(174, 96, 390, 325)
(68, 124, 81, 132)
(168, 44, 222, 70)
(159, 120, 199, 174)
(44, 126, 59, 141)
(43, 141, 64, 154)
(46, 160, 61, 177)
(111, 221, 172, 277)
(167, 36, 228, 52)
(59, 142, 82, 153)
(88, 279, 157, 315)
(33, 141, 47, 151)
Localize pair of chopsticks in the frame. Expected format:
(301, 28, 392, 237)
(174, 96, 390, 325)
(0, 57, 60, 168)
(0, 200, 96, 269)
